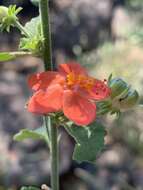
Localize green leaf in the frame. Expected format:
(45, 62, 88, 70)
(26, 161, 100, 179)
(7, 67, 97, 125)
(20, 186, 40, 190)
(13, 127, 48, 142)
(64, 122, 106, 163)
(23, 16, 40, 37)
(20, 35, 43, 54)
(0, 52, 15, 62)
(19, 16, 43, 54)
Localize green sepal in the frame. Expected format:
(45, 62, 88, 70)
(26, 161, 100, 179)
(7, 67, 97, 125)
(119, 89, 139, 110)
(64, 121, 106, 163)
(96, 100, 112, 115)
(0, 52, 15, 62)
(109, 78, 128, 99)
(13, 127, 49, 143)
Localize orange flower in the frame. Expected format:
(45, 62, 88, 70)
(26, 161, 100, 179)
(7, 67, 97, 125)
(27, 62, 110, 125)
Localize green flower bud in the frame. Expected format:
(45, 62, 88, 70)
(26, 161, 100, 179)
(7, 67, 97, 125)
(109, 78, 128, 99)
(97, 100, 112, 115)
(0, 5, 22, 32)
(0, 6, 8, 23)
(119, 89, 139, 110)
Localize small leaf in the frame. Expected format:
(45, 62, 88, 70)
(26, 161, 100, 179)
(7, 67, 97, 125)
(20, 186, 40, 190)
(0, 52, 15, 62)
(13, 127, 48, 142)
(20, 35, 43, 54)
(23, 16, 40, 37)
(64, 122, 106, 163)
(19, 16, 43, 54)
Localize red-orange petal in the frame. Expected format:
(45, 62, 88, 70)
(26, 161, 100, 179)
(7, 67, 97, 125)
(27, 85, 63, 114)
(58, 62, 87, 76)
(28, 71, 65, 91)
(89, 79, 111, 100)
(63, 90, 96, 126)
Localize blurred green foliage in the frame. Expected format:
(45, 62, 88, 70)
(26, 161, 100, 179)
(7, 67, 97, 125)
(126, 0, 143, 9)
(128, 26, 143, 46)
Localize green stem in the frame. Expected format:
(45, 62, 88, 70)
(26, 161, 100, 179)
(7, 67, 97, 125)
(44, 116, 59, 190)
(10, 51, 33, 57)
(39, 0, 53, 70)
(15, 21, 30, 38)
(39, 0, 59, 190)
(50, 121, 59, 190)
(43, 116, 51, 145)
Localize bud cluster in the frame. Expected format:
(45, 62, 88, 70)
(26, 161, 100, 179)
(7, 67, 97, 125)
(97, 77, 139, 116)
(0, 5, 22, 32)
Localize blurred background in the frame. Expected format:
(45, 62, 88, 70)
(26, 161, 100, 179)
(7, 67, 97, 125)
(0, 0, 143, 189)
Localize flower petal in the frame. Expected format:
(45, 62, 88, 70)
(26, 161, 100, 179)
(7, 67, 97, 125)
(28, 85, 63, 114)
(89, 79, 111, 100)
(63, 90, 96, 126)
(28, 71, 65, 91)
(58, 62, 87, 76)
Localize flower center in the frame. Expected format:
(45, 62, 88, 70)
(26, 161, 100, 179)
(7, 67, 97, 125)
(66, 72, 95, 90)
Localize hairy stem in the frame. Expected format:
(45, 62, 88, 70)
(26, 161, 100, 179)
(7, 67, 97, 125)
(15, 21, 30, 38)
(43, 116, 51, 145)
(50, 120, 59, 190)
(10, 51, 33, 57)
(39, 0, 53, 70)
(39, 0, 59, 190)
